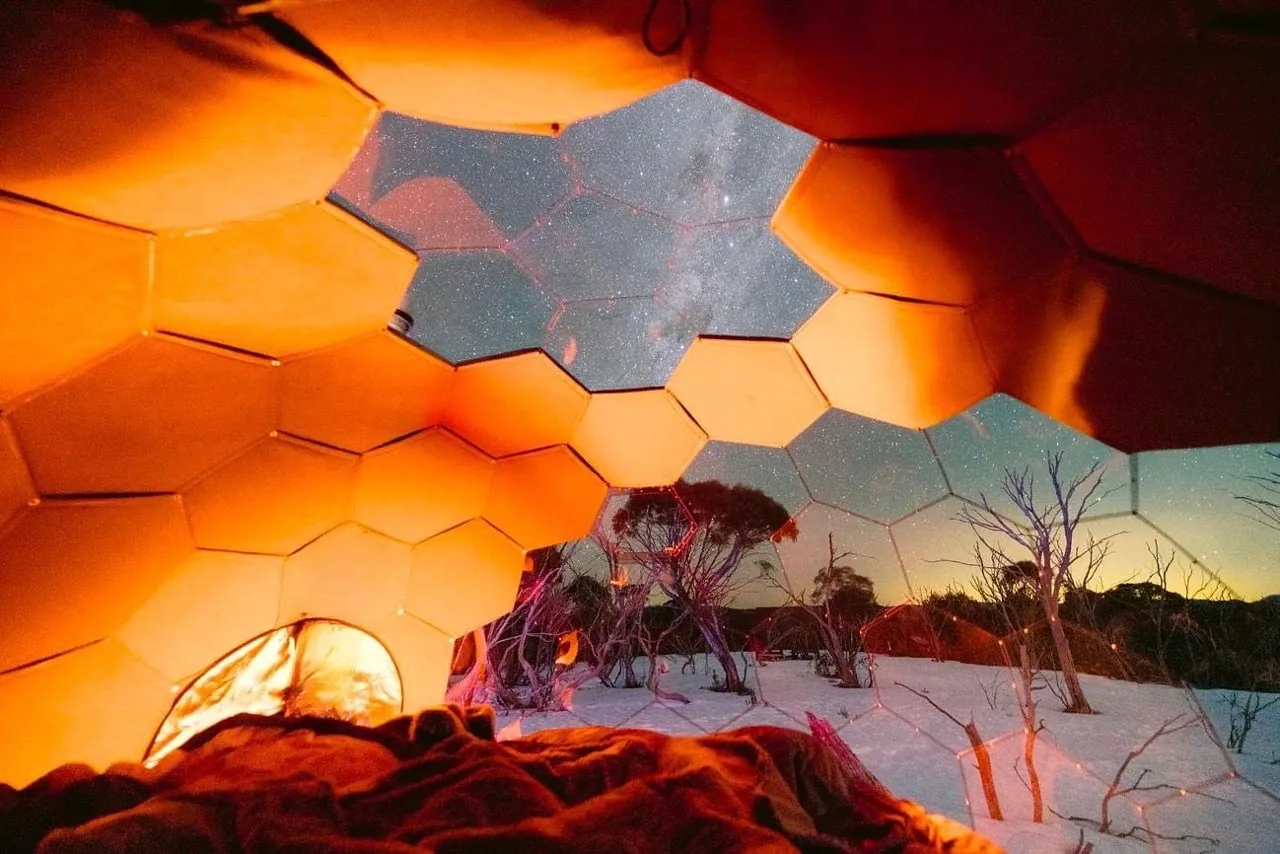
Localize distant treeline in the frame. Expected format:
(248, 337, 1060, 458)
(624, 588, 1280, 693)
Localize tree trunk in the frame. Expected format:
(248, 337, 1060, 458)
(820, 621, 861, 688)
(964, 721, 1003, 821)
(1019, 644, 1043, 823)
(1046, 600, 1092, 713)
(698, 612, 744, 693)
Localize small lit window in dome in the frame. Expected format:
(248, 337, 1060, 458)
(144, 620, 401, 765)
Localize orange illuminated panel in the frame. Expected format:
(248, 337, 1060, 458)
(444, 351, 590, 457)
(279, 523, 412, 626)
(278, 0, 684, 134)
(0, 197, 148, 405)
(280, 332, 454, 453)
(695, 0, 1173, 141)
(0, 1, 376, 229)
(571, 389, 707, 487)
(0, 640, 173, 788)
(354, 429, 495, 544)
(974, 258, 1280, 451)
(118, 551, 284, 684)
(10, 336, 278, 495)
(666, 338, 827, 447)
(484, 446, 607, 550)
(407, 519, 525, 636)
(154, 201, 417, 357)
(184, 436, 357, 556)
(0, 497, 193, 673)
(773, 145, 1062, 306)
(792, 293, 992, 429)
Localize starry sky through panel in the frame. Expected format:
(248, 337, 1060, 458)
(330, 81, 1278, 606)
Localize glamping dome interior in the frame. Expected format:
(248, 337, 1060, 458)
(0, 2, 1277, 852)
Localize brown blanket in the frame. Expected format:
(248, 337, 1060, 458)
(0, 705, 1001, 853)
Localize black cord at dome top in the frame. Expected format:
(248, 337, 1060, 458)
(643, 0, 692, 57)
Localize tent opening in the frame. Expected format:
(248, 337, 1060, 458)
(144, 619, 402, 765)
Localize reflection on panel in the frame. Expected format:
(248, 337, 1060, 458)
(544, 297, 694, 390)
(683, 441, 811, 517)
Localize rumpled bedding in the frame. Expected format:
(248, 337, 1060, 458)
(0, 705, 1002, 853)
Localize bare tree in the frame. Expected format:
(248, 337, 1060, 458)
(957, 453, 1117, 714)
(1236, 449, 1280, 531)
(767, 532, 877, 689)
(612, 480, 793, 694)
(449, 545, 595, 711)
(1067, 711, 1219, 845)
(896, 682, 1003, 821)
(1014, 644, 1045, 823)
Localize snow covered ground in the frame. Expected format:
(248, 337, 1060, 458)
(491, 654, 1280, 854)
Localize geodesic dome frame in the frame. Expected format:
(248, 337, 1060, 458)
(0, 0, 1277, 786)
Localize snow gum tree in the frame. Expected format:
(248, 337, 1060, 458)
(611, 479, 793, 694)
(958, 452, 1114, 714)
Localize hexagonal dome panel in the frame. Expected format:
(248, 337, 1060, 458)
(354, 429, 495, 544)
(485, 446, 608, 550)
(117, 551, 283, 684)
(774, 145, 1063, 306)
(277, 0, 684, 134)
(184, 436, 358, 556)
(332, 80, 832, 390)
(407, 519, 526, 637)
(335, 111, 571, 239)
(667, 338, 827, 447)
(771, 502, 908, 607)
(571, 389, 707, 488)
(0, 640, 173, 789)
(514, 192, 678, 301)
(682, 441, 811, 516)
(788, 410, 948, 523)
(973, 258, 1280, 451)
(544, 296, 696, 391)
(561, 80, 814, 226)
(0, 1, 377, 230)
(444, 351, 589, 458)
(665, 219, 833, 338)
(1024, 43, 1280, 306)
(280, 523, 412, 625)
(403, 251, 556, 363)
(793, 292, 993, 429)
(1133, 443, 1280, 601)
(153, 201, 418, 358)
(695, 0, 1176, 140)
(280, 331, 453, 454)
(927, 394, 1130, 521)
(0, 496, 192, 672)
(0, 197, 148, 405)
(10, 336, 278, 495)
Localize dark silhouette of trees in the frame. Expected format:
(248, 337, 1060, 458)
(957, 452, 1116, 714)
(611, 479, 793, 694)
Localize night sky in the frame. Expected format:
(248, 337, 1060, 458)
(332, 81, 1279, 607)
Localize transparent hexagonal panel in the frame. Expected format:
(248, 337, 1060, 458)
(789, 409, 949, 524)
(403, 250, 555, 363)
